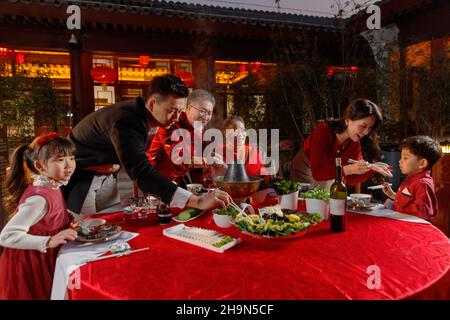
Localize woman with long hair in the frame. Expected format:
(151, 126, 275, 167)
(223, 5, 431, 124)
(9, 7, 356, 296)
(291, 99, 392, 189)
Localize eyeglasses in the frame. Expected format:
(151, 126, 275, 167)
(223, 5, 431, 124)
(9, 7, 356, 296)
(189, 104, 213, 117)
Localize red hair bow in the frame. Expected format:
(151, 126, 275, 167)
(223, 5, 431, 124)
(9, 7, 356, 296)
(37, 132, 60, 147)
(36, 132, 60, 158)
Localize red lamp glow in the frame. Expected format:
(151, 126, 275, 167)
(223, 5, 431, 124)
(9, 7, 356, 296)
(0, 47, 12, 56)
(15, 53, 25, 64)
(139, 55, 151, 66)
(175, 70, 195, 87)
(90, 65, 117, 84)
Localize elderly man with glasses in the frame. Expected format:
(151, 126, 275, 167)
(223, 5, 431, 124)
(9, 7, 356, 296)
(146, 89, 224, 187)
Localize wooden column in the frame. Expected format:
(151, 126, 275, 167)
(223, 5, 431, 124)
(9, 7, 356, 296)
(192, 57, 222, 128)
(69, 35, 95, 125)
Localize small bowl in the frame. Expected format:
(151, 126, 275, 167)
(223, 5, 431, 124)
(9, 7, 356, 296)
(79, 219, 106, 236)
(213, 211, 233, 228)
(349, 193, 372, 207)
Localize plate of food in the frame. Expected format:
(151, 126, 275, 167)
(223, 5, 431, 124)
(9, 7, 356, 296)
(76, 223, 122, 243)
(172, 207, 206, 223)
(231, 204, 322, 240)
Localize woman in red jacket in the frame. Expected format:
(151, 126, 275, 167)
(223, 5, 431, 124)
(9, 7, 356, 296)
(291, 99, 392, 189)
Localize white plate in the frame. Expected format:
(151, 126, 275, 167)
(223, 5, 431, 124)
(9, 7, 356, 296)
(163, 224, 240, 253)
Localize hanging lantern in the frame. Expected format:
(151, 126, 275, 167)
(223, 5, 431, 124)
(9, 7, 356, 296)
(239, 64, 247, 73)
(15, 53, 25, 64)
(90, 65, 117, 90)
(327, 67, 335, 78)
(175, 70, 195, 87)
(139, 55, 151, 67)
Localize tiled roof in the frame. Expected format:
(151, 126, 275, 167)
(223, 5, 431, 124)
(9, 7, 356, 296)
(9, 0, 339, 30)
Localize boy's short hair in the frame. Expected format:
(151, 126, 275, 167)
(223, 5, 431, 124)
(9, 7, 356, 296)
(147, 74, 189, 100)
(400, 135, 442, 169)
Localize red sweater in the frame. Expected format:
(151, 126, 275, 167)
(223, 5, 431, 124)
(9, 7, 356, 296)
(146, 112, 196, 181)
(392, 170, 438, 220)
(304, 122, 373, 185)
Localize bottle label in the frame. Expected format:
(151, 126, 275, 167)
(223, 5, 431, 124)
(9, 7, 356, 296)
(330, 199, 346, 216)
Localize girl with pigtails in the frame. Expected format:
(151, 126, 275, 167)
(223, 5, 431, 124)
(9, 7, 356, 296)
(0, 133, 77, 299)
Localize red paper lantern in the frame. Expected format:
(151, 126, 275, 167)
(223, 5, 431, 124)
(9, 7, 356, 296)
(350, 66, 359, 73)
(175, 70, 195, 87)
(15, 53, 25, 64)
(90, 65, 117, 84)
(139, 55, 151, 66)
(240, 64, 247, 73)
(327, 67, 335, 78)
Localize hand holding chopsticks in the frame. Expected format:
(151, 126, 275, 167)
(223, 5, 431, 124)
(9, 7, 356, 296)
(348, 159, 393, 177)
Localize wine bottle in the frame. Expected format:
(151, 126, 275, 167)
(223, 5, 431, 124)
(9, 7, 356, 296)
(330, 158, 347, 232)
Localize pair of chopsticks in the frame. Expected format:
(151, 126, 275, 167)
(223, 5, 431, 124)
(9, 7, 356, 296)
(348, 159, 393, 170)
(84, 247, 149, 264)
(228, 201, 251, 218)
(367, 183, 392, 190)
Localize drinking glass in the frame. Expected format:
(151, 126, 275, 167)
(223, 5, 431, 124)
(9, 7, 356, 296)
(136, 196, 149, 219)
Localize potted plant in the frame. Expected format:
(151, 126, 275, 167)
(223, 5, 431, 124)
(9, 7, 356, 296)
(301, 188, 330, 220)
(273, 180, 300, 210)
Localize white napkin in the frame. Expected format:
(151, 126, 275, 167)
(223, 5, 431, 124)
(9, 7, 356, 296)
(50, 231, 139, 300)
(347, 203, 430, 224)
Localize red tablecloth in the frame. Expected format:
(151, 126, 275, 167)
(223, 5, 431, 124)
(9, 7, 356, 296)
(68, 206, 450, 300)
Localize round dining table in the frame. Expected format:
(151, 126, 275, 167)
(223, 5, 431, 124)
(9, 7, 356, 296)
(68, 201, 450, 300)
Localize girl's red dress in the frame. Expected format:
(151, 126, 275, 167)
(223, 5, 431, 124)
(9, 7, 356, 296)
(0, 185, 69, 300)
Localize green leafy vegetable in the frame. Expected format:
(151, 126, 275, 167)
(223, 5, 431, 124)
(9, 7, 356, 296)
(273, 180, 300, 195)
(233, 211, 322, 237)
(300, 188, 330, 202)
(214, 206, 239, 218)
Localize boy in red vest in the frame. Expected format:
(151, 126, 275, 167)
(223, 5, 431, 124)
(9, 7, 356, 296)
(383, 136, 442, 220)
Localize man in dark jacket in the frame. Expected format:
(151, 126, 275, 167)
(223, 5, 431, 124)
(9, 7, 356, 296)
(64, 75, 231, 218)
